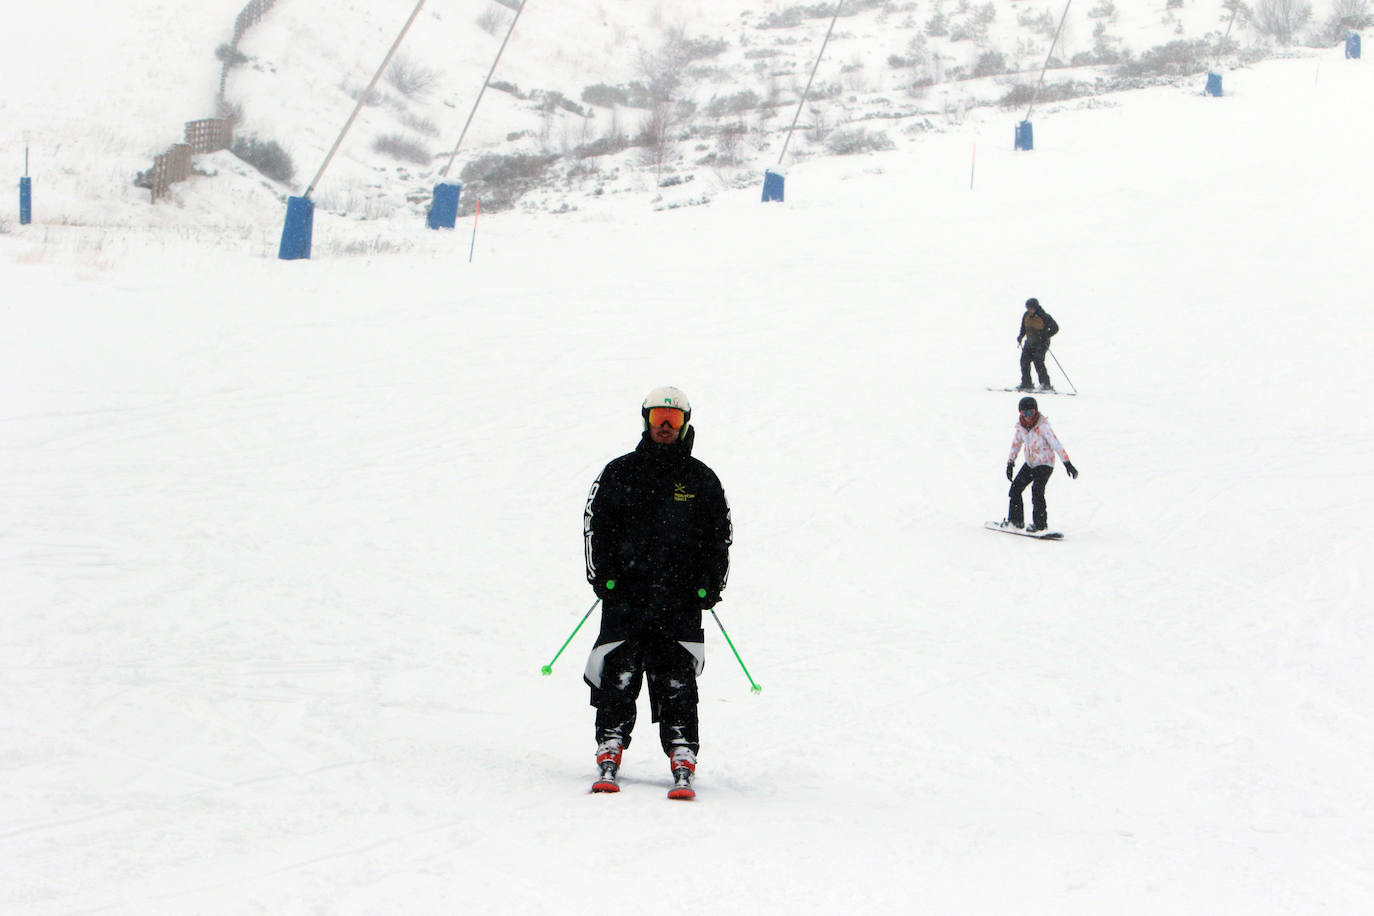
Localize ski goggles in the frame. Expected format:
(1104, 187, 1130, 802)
(647, 407, 686, 429)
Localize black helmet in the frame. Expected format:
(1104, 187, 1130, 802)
(1018, 396, 1038, 412)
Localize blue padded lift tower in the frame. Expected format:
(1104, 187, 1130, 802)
(19, 177, 31, 225)
(427, 182, 462, 229)
(762, 170, 784, 203)
(1014, 121, 1033, 151)
(278, 196, 314, 260)
(1347, 33, 1362, 59)
(1205, 72, 1223, 97)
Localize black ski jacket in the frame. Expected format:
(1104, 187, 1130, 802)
(584, 426, 732, 641)
(1018, 307, 1059, 350)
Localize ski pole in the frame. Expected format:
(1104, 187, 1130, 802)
(1047, 348, 1078, 394)
(541, 598, 599, 675)
(468, 199, 480, 263)
(709, 608, 762, 695)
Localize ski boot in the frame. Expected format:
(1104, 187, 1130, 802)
(667, 746, 696, 800)
(591, 740, 622, 793)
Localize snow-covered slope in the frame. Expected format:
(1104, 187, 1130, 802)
(3, 5, 1374, 915)
(3, 0, 1350, 231)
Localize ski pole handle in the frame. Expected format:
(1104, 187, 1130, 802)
(542, 598, 599, 675)
(710, 609, 762, 695)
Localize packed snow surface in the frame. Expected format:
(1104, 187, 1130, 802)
(3, 5, 1373, 914)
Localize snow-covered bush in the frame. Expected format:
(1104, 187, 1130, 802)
(230, 136, 294, 183)
(824, 126, 896, 155)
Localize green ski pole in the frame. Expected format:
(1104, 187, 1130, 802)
(541, 597, 600, 675)
(708, 606, 762, 694)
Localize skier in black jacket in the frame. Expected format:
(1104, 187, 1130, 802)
(582, 386, 732, 797)
(1017, 297, 1060, 391)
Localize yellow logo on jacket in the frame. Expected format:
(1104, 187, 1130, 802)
(674, 484, 695, 502)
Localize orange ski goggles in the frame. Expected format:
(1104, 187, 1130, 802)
(646, 407, 686, 429)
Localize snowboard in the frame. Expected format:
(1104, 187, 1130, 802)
(985, 520, 1063, 540)
(986, 387, 1076, 396)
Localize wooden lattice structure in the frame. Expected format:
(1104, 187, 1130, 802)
(150, 0, 275, 202)
(149, 144, 193, 203)
(185, 118, 233, 154)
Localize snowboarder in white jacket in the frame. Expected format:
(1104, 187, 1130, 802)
(1005, 396, 1078, 532)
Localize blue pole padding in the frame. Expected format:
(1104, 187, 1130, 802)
(427, 181, 462, 229)
(1205, 72, 1224, 97)
(1347, 33, 1362, 59)
(1014, 120, 1034, 151)
(19, 177, 31, 225)
(761, 169, 784, 203)
(278, 195, 315, 260)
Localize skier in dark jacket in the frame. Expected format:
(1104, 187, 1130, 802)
(1016, 297, 1059, 391)
(582, 386, 732, 798)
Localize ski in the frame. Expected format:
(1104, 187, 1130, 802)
(985, 520, 1063, 540)
(986, 387, 1076, 396)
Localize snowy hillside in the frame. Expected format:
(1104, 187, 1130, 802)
(4, 3, 1374, 915)
(5, 0, 1368, 237)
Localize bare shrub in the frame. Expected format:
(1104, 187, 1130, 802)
(400, 112, 440, 137)
(714, 122, 749, 165)
(1320, 0, 1373, 42)
(824, 127, 896, 155)
(1115, 39, 1212, 78)
(477, 4, 506, 35)
(582, 84, 630, 107)
(230, 135, 294, 183)
(1018, 8, 1057, 37)
(373, 134, 431, 164)
(705, 89, 762, 117)
(997, 80, 1095, 108)
(972, 50, 1009, 77)
(573, 135, 631, 159)
(1253, 0, 1313, 45)
(387, 54, 441, 98)
(457, 152, 559, 213)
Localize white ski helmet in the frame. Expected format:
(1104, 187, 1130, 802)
(642, 385, 691, 428)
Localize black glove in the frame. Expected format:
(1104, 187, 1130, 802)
(1006, 461, 1015, 481)
(696, 587, 720, 610)
(1064, 461, 1078, 479)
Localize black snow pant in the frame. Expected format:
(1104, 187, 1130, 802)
(589, 632, 700, 757)
(1020, 344, 1051, 388)
(1009, 463, 1055, 530)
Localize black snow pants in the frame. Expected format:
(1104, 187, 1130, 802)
(1009, 463, 1055, 530)
(1020, 344, 1051, 388)
(589, 632, 700, 757)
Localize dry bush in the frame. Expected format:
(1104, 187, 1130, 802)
(1253, 0, 1313, 45)
(477, 4, 506, 35)
(387, 54, 441, 98)
(373, 134, 432, 164)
